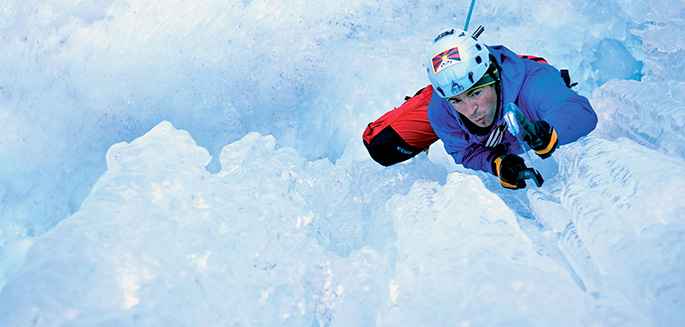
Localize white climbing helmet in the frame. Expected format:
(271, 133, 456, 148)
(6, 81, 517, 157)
(426, 28, 491, 98)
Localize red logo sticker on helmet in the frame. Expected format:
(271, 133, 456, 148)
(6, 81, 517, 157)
(432, 47, 461, 74)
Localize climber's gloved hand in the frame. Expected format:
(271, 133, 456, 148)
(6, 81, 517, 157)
(523, 120, 558, 159)
(493, 154, 528, 190)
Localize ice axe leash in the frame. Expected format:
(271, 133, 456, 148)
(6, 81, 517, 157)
(503, 103, 545, 187)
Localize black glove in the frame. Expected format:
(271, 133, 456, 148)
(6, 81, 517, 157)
(492, 154, 528, 189)
(524, 120, 558, 159)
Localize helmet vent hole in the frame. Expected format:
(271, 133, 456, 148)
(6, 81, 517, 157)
(475, 44, 482, 51)
(475, 56, 482, 64)
(468, 72, 474, 83)
(436, 87, 445, 97)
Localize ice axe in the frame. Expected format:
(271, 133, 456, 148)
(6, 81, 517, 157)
(503, 103, 544, 187)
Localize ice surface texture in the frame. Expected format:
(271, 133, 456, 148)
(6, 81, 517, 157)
(0, 0, 684, 326)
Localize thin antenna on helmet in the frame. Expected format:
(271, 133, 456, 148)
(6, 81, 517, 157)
(464, 0, 477, 31)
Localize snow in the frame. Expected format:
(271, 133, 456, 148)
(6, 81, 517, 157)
(0, 0, 684, 326)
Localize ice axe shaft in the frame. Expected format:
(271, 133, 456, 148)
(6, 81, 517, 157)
(504, 102, 545, 188)
(504, 103, 536, 164)
(504, 103, 539, 144)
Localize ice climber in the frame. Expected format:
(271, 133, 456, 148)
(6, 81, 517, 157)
(425, 28, 597, 189)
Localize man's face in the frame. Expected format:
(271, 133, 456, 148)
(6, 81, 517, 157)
(447, 84, 498, 128)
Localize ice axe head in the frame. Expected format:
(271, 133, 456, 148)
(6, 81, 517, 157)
(519, 168, 544, 187)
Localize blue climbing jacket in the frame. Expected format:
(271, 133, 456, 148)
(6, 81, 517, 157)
(426, 45, 598, 175)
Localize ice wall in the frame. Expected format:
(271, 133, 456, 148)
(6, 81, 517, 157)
(4, 121, 681, 326)
(0, 0, 684, 325)
(0, 0, 656, 242)
(0, 122, 445, 326)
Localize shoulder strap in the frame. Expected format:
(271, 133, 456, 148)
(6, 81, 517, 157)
(559, 69, 578, 89)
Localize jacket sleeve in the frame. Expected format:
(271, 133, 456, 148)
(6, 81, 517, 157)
(427, 91, 500, 175)
(519, 64, 598, 145)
